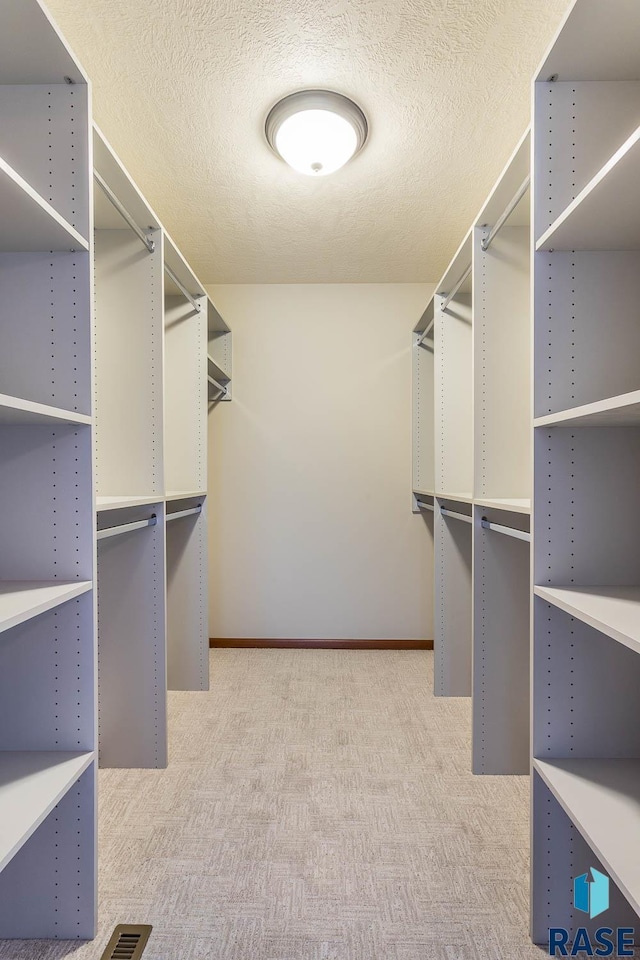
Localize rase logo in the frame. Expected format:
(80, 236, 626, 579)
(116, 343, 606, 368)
(548, 868, 635, 957)
(574, 868, 610, 920)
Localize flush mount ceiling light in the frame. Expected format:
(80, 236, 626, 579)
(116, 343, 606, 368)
(265, 90, 368, 177)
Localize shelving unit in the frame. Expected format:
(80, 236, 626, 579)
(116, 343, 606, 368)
(471, 132, 531, 774)
(208, 297, 232, 401)
(0, 0, 96, 939)
(531, 0, 640, 944)
(430, 231, 473, 697)
(164, 238, 210, 692)
(93, 127, 168, 769)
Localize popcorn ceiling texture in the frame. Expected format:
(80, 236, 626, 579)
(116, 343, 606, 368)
(47, 0, 567, 283)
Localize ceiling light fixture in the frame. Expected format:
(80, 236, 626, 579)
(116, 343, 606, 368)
(265, 90, 368, 177)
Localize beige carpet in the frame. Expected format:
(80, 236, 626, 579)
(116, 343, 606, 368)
(2, 650, 547, 959)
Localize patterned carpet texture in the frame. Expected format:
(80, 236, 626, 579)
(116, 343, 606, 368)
(1, 650, 547, 959)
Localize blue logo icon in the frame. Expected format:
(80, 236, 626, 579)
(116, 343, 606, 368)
(574, 868, 609, 920)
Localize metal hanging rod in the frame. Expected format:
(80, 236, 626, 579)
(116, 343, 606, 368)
(94, 171, 155, 254)
(416, 500, 435, 513)
(440, 507, 472, 524)
(165, 264, 202, 313)
(97, 515, 157, 541)
(166, 505, 202, 523)
(208, 374, 229, 399)
(441, 263, 472, 312)
(416, 317, 435, 346)
(481, 519, 530, 542)
(481, 175, 530, 252)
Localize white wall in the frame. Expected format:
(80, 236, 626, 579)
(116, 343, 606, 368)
(206, 283, 435, 641)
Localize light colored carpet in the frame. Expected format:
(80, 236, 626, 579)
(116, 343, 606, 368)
(1, 650, 547, 959)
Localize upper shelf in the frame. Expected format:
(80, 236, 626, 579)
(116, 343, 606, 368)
(534, 757, 640, 916)
(93, 125, 161, 234)
(164, 232, 206, 300)
(0, 581, 92, 634)
(474, 497, 531, 515)
(96, 495, 163, 512)
(436, 228, 473, 299)
(0, 0, 87, 85)
(476, 128, 531, 231)
(0, 751, 94, 872)
(536, 0, 640, 82)
(414, 298, 434, 335)
(208, 297, 230, 335)
(436, 492, 474, 505)
(537, 128, 640, 251)
(166, 491, 207, 502)
(534, 584, 640, 655)
(0, 156, 89, 253)
(0, 394, 91, 427)
(534, 390, 640, 428)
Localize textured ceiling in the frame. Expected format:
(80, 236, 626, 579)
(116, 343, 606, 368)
(46, 0, 568, 283)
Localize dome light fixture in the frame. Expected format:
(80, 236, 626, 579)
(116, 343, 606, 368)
(265, 90, 368, 177)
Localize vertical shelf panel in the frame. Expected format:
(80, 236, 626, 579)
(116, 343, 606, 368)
(412, 332, 435, 494)
(94, 228, 163, 498)
(474, 225, 531, 500)
(97, 505, 167, 769)
(0, 253, 91, 413)
(435, 294, 473, 498)
(166, 499, 209, 691)
(164, 295, 207, 493)
(472, 508, 529, 774)
(434, 502, 472, 697)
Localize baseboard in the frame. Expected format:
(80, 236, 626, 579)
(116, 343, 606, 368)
(209, 638, 434, 650)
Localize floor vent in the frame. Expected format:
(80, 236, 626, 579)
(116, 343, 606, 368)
(100, 924, 153, 960)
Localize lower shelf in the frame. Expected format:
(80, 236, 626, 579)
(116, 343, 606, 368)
(534, 757, 640, 916)
(534, 585, 640, 654)
(0, 580, 92, 634)
(0, 751, 94, 872)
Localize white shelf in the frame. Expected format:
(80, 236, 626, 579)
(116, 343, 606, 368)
(166, 490, 207, 502)
(96, 495, 163, 512)
(208, 297, 230, 334)
(474, 497, 531, 515)
(164, 232, 205, 299)
(0, 751, 94, 872)
(537, 127, 640, 252)
(413, 488, 434, 498)
(207, 355, 231, 384)
(535, 390, 640, 428)
(534, 758, 640, 916)
(436, 492, 474, 505)
(437, 228, 473, 297)
(0, 394, 91, 427)
(414, 297, 434, 335)
(0, 156, 89, 254)
(534, 585, 640, 655)
(0, 581, 92, 634)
